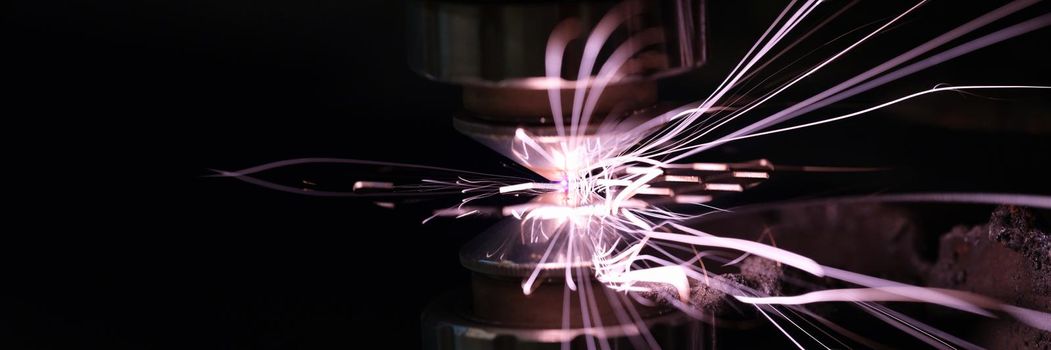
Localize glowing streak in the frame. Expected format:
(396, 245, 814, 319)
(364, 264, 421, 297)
(570, 0, 643, 138)
(686, 0, 928, 150)
(662, 175, 699, 183)
(545, 19, 582, 138)
(686, 86, 1051, 153)
(575, 266, 599, 350)
(455, 210, 479, 219)
(755, 305, 806, 350)
(674, 195, 712, 204)
(514, 128, 560, 167)
(767, 304, 832, 350)
(499, 182, 564, 193)
(666, 2, 1047, 161)
(522, 225, 566, 295)
(633, 187, 673, 196)
(732, 286, 1051, 332)
(613, 167, 663, 206)
(560, 285, 572, 350)
(565, 229, 577, 291)
(624, 167, 664, 175)
(721, 252, 751, 267)
(649, 0, 928, 164)
(596, 179, 633, 187)
(352, 181, 393, 191)
(524, 205, 614, 221)
(619, 209, 653, 231)
(637, 0, 823, 155)
(215, 157, 528, 180)
(577, 26, 665, 139)
(642, 230, 825, 277)
(859, 192, 1051, 209)
(600, 265, 691, 302)
(857, 302, 961, 350)
(704, 183, 744, 192)
(733, 171, 769, 179)
(691, 163, 729, 171)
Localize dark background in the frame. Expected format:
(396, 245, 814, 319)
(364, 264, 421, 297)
(4, 0, 1050, 348)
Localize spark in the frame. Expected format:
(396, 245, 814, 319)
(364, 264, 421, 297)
(352, 181, 393, 191)
(732, 171, 769, 179)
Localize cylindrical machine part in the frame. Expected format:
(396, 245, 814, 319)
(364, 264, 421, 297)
(406, 0, 707, 87)
(407, 0, 706, 123)
(420, 223, 705, 350)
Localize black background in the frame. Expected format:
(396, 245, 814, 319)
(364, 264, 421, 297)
(4, 0, 1050, 348)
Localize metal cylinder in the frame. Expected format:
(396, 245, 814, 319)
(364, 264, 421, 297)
(406, 0, 707, 88)
(420, 219, 704, 349)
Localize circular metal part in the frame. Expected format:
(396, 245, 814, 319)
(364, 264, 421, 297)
(406, 0, 707, 88)
(462, 80, 657, 122)
(470, 273, 670, 328)
(422, 277, 704, 350)
(459, 217, 597, 278)
(442, 200, 704, 348)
